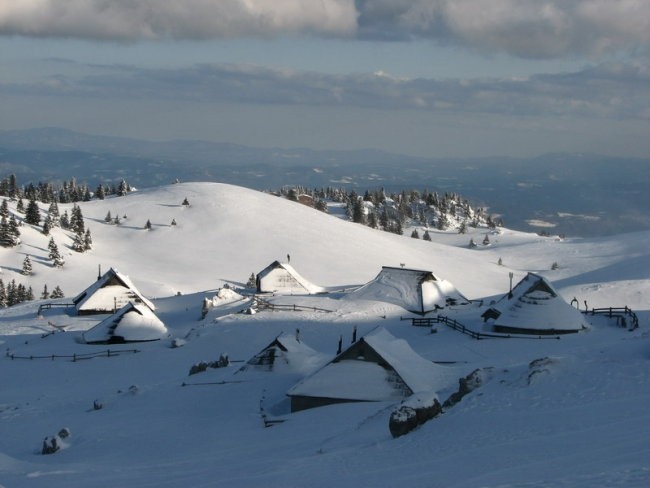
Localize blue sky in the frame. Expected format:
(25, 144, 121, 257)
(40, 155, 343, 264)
(0, 1, 648, 158)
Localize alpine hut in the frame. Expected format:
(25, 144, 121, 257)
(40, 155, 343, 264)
(349, 266, 469, 314)
(73, 267, 155, 315)
(287, 327, 460, 412)
(482, 273, 587, 335)
(256, 261, 324, 295)
(82, 302, 167, 344)
(239, 332, 328, 375)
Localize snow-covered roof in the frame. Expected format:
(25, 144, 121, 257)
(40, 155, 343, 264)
(491, 273, 587, 333)
(349, 266, 469, 314)
(73, 267, 155, 313)
(82, 303, 167, 344)
(287, 328, 459, 402)
(241, 333, 328, 374)
(257, 261, 325, 294)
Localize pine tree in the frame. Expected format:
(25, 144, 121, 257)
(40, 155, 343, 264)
(95, 184, 106, 200)
(25, 197, 40, 225)
(368, 211, 378, 229)
(42, 216, 52, 235)
(84, 229, 92, 250)
(8, 215, 20, 238)
(16, 198, 25, 214)
(171, 218, 177, 226)
(26, 286, 34, 301)
(70, 204, 84, 234)
(47, 201, 60, 225)
(50, 286, 65, 299)
(118, 179, 129, 196)
(410, 229, 420, 239)
(144, 219, 152, 230)
(182, 197, 190, 206)
(21, 256, 32, 276)
(0, 279, 6, 307)
(104, 211, 112, 223)
(423, 230, 432, 241)
(0, 199, 8, 218)
(483, 234, 490, 245)
(60, 211, 70, 229)
(469, 238, 477, 248)
(0, 216, 18, 247)
(48, 238, 64, 268)
(72, 231, 86, 252)
(41, 284, 50, 300)
(458, 221, 467, 234)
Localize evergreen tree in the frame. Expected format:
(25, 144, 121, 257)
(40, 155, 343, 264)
(41, 284, 50, 300)
(469, 238, 477, 248)
(0, 216, 18, 247)
(16, 198, 25, 213)
(48, 238, 64, 267)
(0, 199, 8, 218)
(144, 219, 152, 230)
(26, 286, 35, 301)
(118, 179, 129, 196)
(104, 211, 112, 223)
(95, 184, 106, 200)
(72, 231, 86, 252)
(8, 215, 20, 238)
(171, 218, 177, 226)
(368, 211, 378, 229)
(50, 286, 65, 299)
(246, 273, 256, 288)
(47, 201, 60, 224)
(70, 204, 84, 234)
(25, 197, 40, 225)
(482, 234, 490, 245)
(410, 229, 420, 239)
(21, 255, 32, 276)
(84, 229, 92, 250)
(352, 199, 365, 224)
(60, 211, 70, 229)
(0, 279, 6, 307)
(182, 197, 190, 206)
(423, 230, 432, 241)
(7, 279, 17, 306)
(458, 221, 467, 234)
(42, 216, 52, 235)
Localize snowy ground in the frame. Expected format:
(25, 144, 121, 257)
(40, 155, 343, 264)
(1, 182, 648, 487)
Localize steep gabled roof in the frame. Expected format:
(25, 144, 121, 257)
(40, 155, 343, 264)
(240, 333, 328, 374)
(490, 273, 587, 334)
(82, 302, 167, 344)
(287, 328, 458, 402)
(73, 268, 155, 313)
(257, 260, 324, 294)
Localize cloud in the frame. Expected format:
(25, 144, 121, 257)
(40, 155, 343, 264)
(0, 0, 358, 40)
(0, 1, 648, 58)
(5, 61, 648, 121)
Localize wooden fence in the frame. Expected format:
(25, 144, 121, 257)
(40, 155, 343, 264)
(6, 349, 140, 361)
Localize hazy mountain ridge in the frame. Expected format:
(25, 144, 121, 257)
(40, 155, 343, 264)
(1, 128, 648, 237)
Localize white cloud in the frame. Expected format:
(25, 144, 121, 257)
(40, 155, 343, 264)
(0, 1, 647, 58)
(0, 0, 358, 40)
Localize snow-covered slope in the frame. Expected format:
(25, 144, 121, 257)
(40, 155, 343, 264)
(0, 182, 648, 488)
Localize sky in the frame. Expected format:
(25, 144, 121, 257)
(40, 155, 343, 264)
(0, 0, 649, 159)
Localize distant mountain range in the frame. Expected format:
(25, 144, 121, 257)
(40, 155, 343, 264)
(0, 127, 648, 237)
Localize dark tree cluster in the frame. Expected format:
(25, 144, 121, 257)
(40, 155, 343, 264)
(277, 185, 492, 237)
(0, 278, 35, 307)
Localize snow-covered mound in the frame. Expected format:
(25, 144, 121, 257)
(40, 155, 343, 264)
(348, 266, 469, 314)
(82, 302, 168, 344)
(486, 273, 589, 334)
(0, 181, 648, 488)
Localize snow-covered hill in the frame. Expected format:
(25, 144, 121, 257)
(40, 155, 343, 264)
(1, 182, 648, 487)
